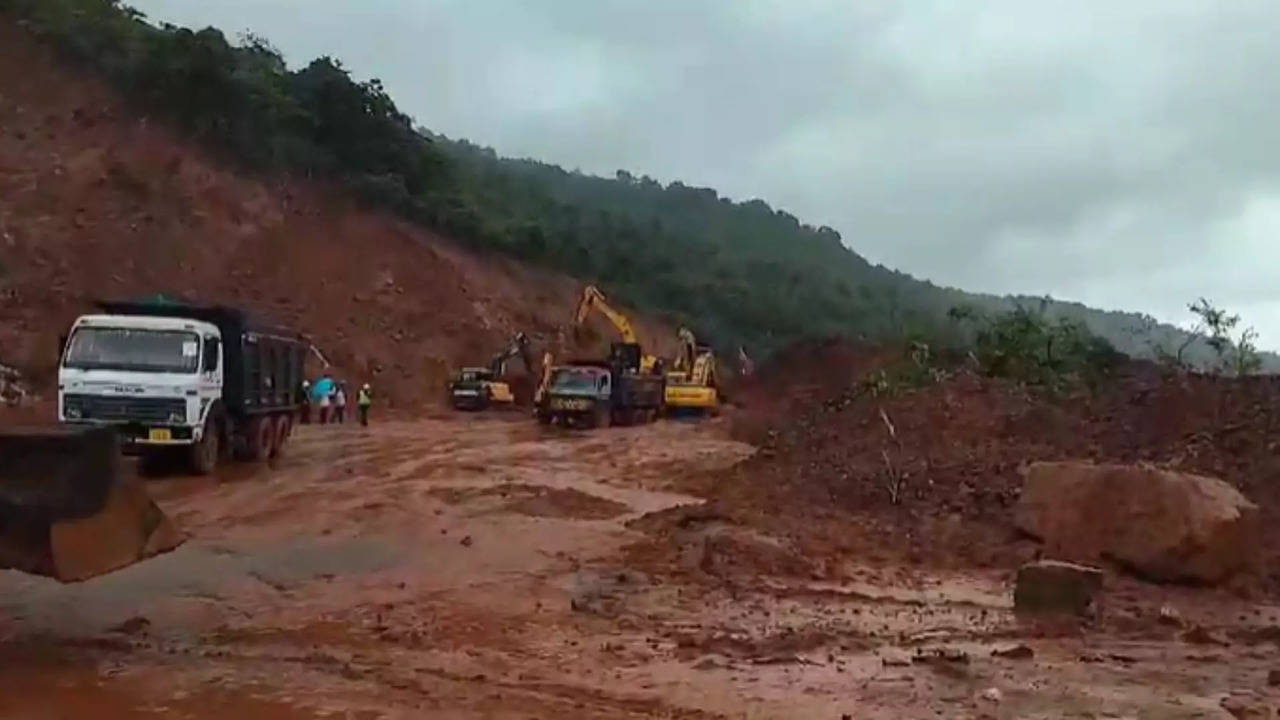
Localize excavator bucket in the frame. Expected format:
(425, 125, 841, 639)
(0, 426, 184, 582)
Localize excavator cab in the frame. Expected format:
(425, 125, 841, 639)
(0, 425, 183, 581)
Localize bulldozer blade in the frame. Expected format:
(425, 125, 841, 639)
(0, 426, 184, 582)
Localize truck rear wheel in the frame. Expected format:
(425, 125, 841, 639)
(247, 416, 272, 462)
(271, 414, 291, 459)
(190, 418, 219, 475)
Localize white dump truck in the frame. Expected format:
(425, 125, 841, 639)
(58, 299, 308, 474)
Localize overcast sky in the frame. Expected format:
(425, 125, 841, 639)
(130, 1, 1280, 347)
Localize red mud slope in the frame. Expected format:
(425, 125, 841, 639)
(679, 347, 1280, 588)
(0, 22, 672, 415)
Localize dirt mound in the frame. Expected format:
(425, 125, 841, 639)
(0, 22, 673, 419)
(660, 345, 1280, 586)
(727, 337, 894, 443)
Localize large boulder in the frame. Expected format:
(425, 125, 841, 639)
(1015, 461, 1260, 584)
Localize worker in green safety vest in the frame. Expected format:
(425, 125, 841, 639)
(357, 383, 374, 426)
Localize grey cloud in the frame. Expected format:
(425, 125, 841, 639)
(130, 0, 1280, 345)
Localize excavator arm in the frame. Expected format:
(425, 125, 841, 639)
(572, 286, 656, 374)
(674, 327, 697, 373)
(489, 332, 533, 377)
(573, 286, 639, 344)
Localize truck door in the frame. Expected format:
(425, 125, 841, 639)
(598, 374, 612, 408)
(201, 336, 222, 394)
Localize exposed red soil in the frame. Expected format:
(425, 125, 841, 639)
(661, 348, 1280, 589)
(0, 21, 673, 420)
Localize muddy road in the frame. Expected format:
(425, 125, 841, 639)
(2, 416, 1278, 719)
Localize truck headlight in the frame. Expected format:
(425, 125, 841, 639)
(168, 409, 185, 423)
(64, 404, 82, 419)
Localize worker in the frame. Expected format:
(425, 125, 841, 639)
(299, 380, 312, 424)
(334, 382, 348, 424)
(312, 372, 334, 424)
(357, 383, 373, 426)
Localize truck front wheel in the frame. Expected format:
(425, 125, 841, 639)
(190, 418, 220, 475)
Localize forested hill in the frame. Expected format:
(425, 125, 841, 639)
(6, 0, 1268, 368)
(433, 137, 1263, 367)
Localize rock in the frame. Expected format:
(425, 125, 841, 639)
(1182, 625, 1231, 647)
(109, 615, 151, 636)
(980, 687, 1003, 703)
(1016, 461, 1261, 584)
(459, 535, 472, 547)
(1220, 692, 1272, 719)
(991, 644, 1034, 660)
(880, 649, 912, 667)
(691, 656, 722, 671)
(911, 647, 969, 665)
(1014, 560, 1104, 615)
(1158, 605, 1185, 626)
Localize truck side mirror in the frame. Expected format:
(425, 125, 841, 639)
(203, 337, 220, 372)
(57, 334, 67, 363)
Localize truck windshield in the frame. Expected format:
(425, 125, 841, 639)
(63, 328, 200, 374)
(550, 368, 602, 392)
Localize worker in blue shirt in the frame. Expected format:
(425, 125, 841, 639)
(311, 373, 335, 424)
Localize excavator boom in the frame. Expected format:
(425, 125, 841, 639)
(488, 332, 533, 377)
(574, 286, 638, 344)
(572, 286, 656, 374)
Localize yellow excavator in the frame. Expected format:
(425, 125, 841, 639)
(450, 332, 537, 410)
(572, 286, 659, 374)
(663, 326, 720, 413)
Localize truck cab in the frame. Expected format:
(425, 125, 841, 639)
(58, 300, 306, 474)
(59, 313, 223, 448)
(538, 364, 613, 427)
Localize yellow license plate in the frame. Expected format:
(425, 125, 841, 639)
(148, 428, 172, 442)
(552, 399, 588, 410)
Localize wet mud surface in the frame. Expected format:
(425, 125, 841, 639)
(3, 416, 1279, 719)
